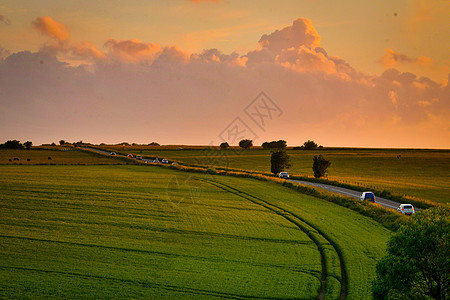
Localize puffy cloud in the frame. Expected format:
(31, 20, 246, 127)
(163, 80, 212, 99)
(71, 41, 105, 60)
(0, 11, 11, 25)
(0, 17, 448, 148)
(0, 46, 10, 60)
(258, 18, 321, 54)
(33, 16, 70, 42)
(380, 49, 431, 67)
(104, 38, 162, 63)
(277, 46, 337, 74)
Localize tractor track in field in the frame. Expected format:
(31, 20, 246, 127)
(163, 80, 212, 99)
(0, 265, 281, 300)
(201, 178, 348, 300)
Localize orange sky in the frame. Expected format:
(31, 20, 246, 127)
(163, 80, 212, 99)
(0, 1, 449, 148)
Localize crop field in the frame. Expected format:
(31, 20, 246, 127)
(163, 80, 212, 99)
(101, 146, 450, 205)
(0, 149, 126, 165)
(0, 164, 390, 299)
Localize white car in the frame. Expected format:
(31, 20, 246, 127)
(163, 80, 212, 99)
(397, 204, 415, 215)
(162, 159, 168, 164)
(360, 192, 376, 203)
(278, 172, 289, 179)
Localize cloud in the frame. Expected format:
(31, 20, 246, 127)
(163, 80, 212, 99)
(0, 47, 10, 60)
(0, 11, 11, 25)
(0, 17, 448, 148)
(104, 38, 163, 63)
(188, 0, 218, 3)
(32, 16, 70, 42)
(258, 18, 321, 54)
(380, 49, 431, 67)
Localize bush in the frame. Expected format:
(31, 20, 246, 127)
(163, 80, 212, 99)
(312, 155, 331, 178)
(303, 140, 318, 150)
(24, 141, 32, 150)
(0, 140, 24, 149)
(148, 142, 160, 146)
(262, 140, 287, 149)
(239, 139, 253, 149)
(271, 150, 292, 174)
(372, 207, 450, 299)
(220, 142, 230, 149)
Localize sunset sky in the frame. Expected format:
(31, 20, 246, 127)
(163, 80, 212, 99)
(0, 0, 449, 148)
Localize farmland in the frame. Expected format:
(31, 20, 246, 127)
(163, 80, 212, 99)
(100, 146, 450, 205)
(0, 164, 390, 299)
(0, 148, 127, 165)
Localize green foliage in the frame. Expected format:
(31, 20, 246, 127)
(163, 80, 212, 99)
(313, 155, 331, 178)
(373, 207, 450, 299)
(219, 142, 229, 149)
(261, 140, 287, 149)
(271, 150, 291, 174)
(0, 140, 24, 149)
(59, 140, 65, 145)
(303, 140, 318, 150)
(239, 139, 253, 149)
(24, 141, 32, 150)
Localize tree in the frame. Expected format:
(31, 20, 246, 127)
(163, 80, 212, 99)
(148, 142, 160, 146)
(0, 140, 24, 149)
(312, 155, 331, 178)
(262, 140, 287, 149)
(239, 139, 253, 149)
(220, 142, 230, 149)
(303, 140, 318, 150)
(59, 140, 65, 145)
(372, 207, 450, 299)
(271, 150, 292, 174)
(24, 141, 32, 150)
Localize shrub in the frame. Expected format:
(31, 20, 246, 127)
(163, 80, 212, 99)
(303, 140, 318, 150)
(261, 140, 287, 149)
(238, 139, 253, 149)
(271, 150, 292, 174)
(220, 142, 230, 149)
(24, 141, 32, 150)
(312, 155, 331, 178)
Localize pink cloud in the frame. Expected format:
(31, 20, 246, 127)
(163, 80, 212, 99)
(33, 16, 70, 42)
(259, 18, 321, 54)
(0, 16, 448, 148)
(380, 49, 431, 67)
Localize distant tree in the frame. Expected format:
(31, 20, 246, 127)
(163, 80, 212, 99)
(303, 140, 318, 150)
(262, 140, 287, 149)
(220, 142, 230, 149)
(51, 142, 56, 146)
(312, 155, 331, 178)
(239, 139, 253, 149)
(148, 142, 160, 146)
(59, 140, 65, 145)
(271, 150, 292, 174)
(0, 140, 24, 149)
(372, 207, 450, 300)
(293, 146, 302, 150)
(24, 141, 32, 150)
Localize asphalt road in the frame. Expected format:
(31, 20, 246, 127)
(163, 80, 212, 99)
(82, 146, 403, 211)
(289, 179, 402, 210)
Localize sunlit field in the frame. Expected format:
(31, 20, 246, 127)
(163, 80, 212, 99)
(0, 164, 389, 299)
(99, 146, 450, 205)
(0, 148, 126, 165)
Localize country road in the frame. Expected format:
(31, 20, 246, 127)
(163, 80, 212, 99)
(82, 146, 404, 211)
(289, 179, 402, 210)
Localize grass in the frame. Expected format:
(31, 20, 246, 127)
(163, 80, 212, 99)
(99, 146, 450, 205)
(0, 148, 127, 165)
(0, 164, 390, 299)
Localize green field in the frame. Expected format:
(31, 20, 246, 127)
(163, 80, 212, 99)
(101, 147, 450, 204)
(0, 164, 390, 299)
(0, 149, 126, 165)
